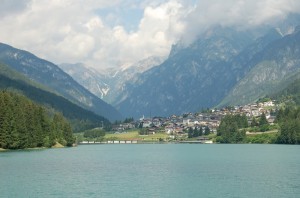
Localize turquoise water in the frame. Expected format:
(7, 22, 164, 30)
(0, 144, 299, 198)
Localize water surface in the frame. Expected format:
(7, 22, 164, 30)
(0, 144, 299, 197)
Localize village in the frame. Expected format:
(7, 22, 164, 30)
(104, 99, 277, 143)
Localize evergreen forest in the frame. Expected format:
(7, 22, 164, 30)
(0, 91, 75, 149)
(216, 114, 248, 143)
(276, 107, 300, 144)
(216, 108, 300, 144)
(0, 62, 110, 132)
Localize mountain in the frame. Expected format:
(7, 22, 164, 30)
(116, 18, 300, 118)
(0, 62, 110, 132)
(271, 74, 300, 105)
(116, 27, 258, 118)
(0, 43, 122, 121)
(219, 27, 300, 106)
(60, 56, 165, 104)
(59, 63, 109, 100)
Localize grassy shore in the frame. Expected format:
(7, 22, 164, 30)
(105, 130, 168, 142)
(75, 128, 280, 144)
(245, 132, 278, 144)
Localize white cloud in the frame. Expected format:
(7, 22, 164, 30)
(0, 0, 299, 70)
(181, 0, 300, 44)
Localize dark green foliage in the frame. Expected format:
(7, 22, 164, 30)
(123, 117, 134, 123)
(193, 127, 200, 137)
(187, 126, 209, 138)
(199, 127, 203, 136)
(244, 133, 278, 144)
(257, 98, 272, 103)
(276, 107, 300, 144)
(188, 127, 193, 138)
(272, 78, 300, 106)
(83, 129, 105, 139)
(251, 117, 258, 127)
(139, 128, 148, 135)
(259, 112, 268, 126)
(204, 126, 210, 135)
(0, 63, 110, 132)
(217, 114, 247, 143)
(257, 112, 270, 132)
(0, 91, 75, 149)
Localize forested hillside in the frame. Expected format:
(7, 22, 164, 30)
(0, 62, 110, 132)
(0, 91, 74, 149)
(276, 107, 300, 144)
(272, 77, 300, 105)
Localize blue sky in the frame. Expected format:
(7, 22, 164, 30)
(96, 7, 144, 32)
(0, 0, 299, 70)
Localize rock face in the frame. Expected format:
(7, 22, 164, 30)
(115, 27, 257, 118)
(116, 22, 300, 118)
(0, 43, 122, 121)
(219, 28, 300, 106)
(58, 25, 299, 119)
(60, 56, 165, 105)
(14, 15, 297, 119)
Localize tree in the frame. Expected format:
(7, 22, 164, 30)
(199, 126, 203, 136)
(0, 91, 74, 149)
(276, 107, 300, 144)
(204, 126, 210, 135)
(259, 112, 268, 126)
(123, 117, 134, 123)
(188, 127, 193, 138)
(251, 117, 258, 127)
(193, 127, 199, 137)
(139, 128, 148, 135)
(52, 113, 74, 146)
(217, 114, 246, 143)
(63, 123, 75, 146)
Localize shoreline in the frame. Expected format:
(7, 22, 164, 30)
(0, 142, 69, 152)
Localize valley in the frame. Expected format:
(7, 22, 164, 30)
(1, 14, 300, 146)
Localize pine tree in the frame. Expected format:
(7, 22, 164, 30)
(188, 127, 193, 138)
(251, 117, 258, 127)
(204, 126, 210, 135)
(193, 127, 199, 137)
(199, 126, 203, 136)
(259, 112, 268, 126)
(63, 123, 74, 146)
(0, 91, 74, 149)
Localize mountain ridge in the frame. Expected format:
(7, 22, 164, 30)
(0, 43, 122, 121)
(60, 56, 165, 105)
(0, 62, 110, 132)
(219, 27, 300, 107)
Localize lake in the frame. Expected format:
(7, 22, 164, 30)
(0, 144, 299, 198)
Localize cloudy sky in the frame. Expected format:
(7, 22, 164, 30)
(0, 0, 300, 70)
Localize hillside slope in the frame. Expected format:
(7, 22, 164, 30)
(219, 28, 300, 106)
(0, 43, 122, 121)
(0, 62, 110, 132)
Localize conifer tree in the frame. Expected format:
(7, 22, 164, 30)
(204, 126, 210, 135)
(259, 112, 268, 126)
(0, 91, 74, 149)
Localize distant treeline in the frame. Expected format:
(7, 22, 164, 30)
(0, 91, 74, 149)
(276, 107, 300, 144)
(217, 109, 300, 144)
(217, 114, 248, 143)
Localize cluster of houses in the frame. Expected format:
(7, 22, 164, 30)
(111, 100, 277, 137)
